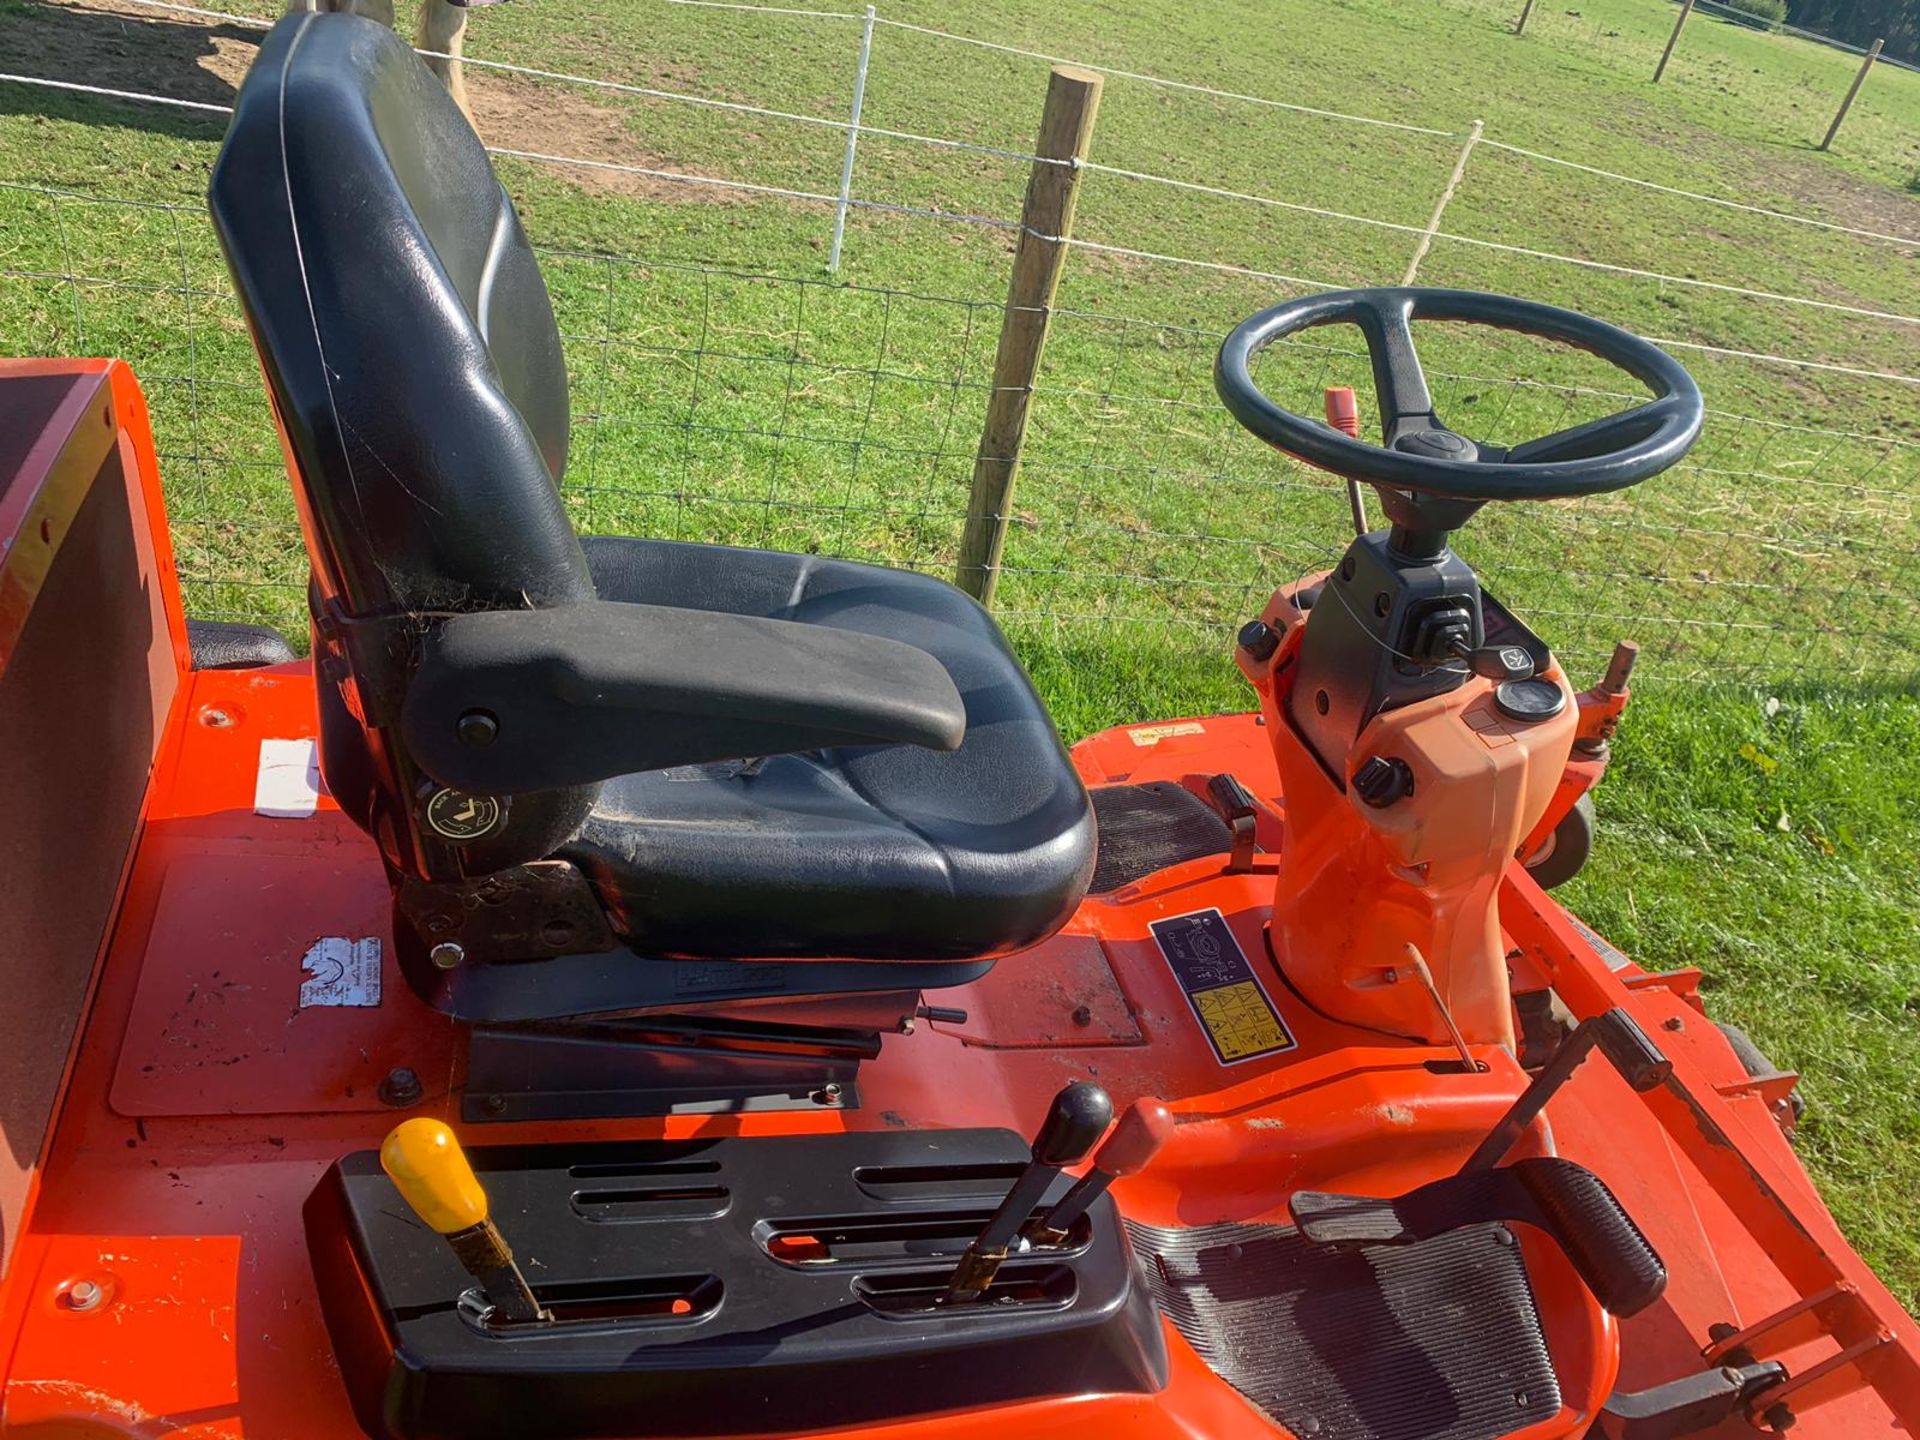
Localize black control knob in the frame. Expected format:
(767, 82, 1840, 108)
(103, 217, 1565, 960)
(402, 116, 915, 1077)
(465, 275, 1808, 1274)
(1032, 1080, 1115, 1165)
(1237, 619, 1279, 662)
(1352, 756, 1414, 808)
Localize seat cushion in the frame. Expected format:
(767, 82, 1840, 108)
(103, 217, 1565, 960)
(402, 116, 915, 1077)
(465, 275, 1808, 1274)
(555, 538, 1096, 962)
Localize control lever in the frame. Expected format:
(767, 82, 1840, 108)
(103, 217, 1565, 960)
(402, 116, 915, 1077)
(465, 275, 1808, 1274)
(1202, 774, 1260, 872)
(1023, 1098, 1175, 1246)
(381, 1118, 549, 1324)
(942, 1081, 1113, 1304)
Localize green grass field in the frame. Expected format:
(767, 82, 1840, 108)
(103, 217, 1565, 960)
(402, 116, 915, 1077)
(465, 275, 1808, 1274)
(1, 0, 1917, 1311)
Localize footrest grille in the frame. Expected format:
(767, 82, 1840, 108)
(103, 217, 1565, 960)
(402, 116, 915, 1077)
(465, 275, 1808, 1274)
(1126, 1218, 1560, 1440)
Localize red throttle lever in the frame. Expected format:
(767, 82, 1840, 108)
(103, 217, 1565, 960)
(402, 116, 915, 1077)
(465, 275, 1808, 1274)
(1323, 385, 1361, 438)
(1022, 1098, 1175, 1246)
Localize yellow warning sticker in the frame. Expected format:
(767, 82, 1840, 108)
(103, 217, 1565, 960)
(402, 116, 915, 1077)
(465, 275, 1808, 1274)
(1128, 721, 1205, 747)
(1192, 980, 1295, 1062)
(1149, 909, 1298, 1066)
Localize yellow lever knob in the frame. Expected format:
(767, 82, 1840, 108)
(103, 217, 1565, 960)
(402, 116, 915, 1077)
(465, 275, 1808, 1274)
(380, 1118, 489, 1234)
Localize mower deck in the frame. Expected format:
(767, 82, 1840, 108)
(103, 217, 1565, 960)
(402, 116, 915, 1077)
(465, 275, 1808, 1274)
(0, 654, 1908, 1437)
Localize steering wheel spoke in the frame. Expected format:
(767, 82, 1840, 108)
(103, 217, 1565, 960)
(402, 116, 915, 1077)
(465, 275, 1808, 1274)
(1355, 297, 1437, 442)
(1503, 395, 1684, 467)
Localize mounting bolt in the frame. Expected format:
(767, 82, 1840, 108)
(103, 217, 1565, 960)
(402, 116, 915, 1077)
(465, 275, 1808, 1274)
(1070, 1005, 1093, 1027)
(66, 1280, 103, 1312)
(482, 1094, 508, 1116)
(814, 1082, 845, 1107)
(456, 710, 499, 748)
(378, 1066, 424, 1108)
(1662, 1015, 1685, 1032)
(429, 942, 465, 970)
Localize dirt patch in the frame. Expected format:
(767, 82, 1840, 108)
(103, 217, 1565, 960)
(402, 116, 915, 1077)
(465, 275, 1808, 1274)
(26, 0, 740, 204)
(1777, 162, 1920, 247)
(6, 0, 256, 120)
(464, 71, 738, 205)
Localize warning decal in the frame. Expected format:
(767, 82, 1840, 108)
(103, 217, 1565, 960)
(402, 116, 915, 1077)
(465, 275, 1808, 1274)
(1149, 909, 1296, 1064)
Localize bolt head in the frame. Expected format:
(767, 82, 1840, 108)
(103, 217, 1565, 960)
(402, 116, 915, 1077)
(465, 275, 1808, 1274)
(66, 1280, 103, 1311)
(456, 710, 499, 748)
(379, 1066, 424, 1108)
(429, 941, 465, 970)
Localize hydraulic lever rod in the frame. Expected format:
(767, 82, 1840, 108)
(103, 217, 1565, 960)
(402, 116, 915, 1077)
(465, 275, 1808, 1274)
(942, 1081, 1112, 1303)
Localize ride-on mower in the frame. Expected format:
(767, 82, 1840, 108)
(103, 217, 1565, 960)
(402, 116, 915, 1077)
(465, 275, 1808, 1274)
(0, 11, 1914, 1439)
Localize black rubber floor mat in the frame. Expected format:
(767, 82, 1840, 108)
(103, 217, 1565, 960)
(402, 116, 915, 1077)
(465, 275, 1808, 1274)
(1127, 1219, 1560, 1440)
(1089, 782, 1232, 894)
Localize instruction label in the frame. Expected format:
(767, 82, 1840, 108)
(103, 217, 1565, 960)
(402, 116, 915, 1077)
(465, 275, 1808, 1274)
(1149, 909, 1296, 1065)
(299, 937, 383, 1008)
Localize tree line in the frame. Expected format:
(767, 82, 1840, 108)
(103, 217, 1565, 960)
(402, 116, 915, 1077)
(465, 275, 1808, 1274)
(1785, 0, 1918, 64)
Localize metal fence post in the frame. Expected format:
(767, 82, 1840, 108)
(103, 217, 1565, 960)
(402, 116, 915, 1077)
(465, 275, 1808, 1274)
(1514, 0, 1537, 35)
(955, 65, 1103, 605)
(828, 4, 876, 274)
(1820, 38, 1883, 151)
(1653, 0, 1696, 83)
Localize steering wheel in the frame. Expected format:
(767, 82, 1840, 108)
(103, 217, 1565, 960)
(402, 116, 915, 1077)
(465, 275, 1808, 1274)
(1214, 288, 1703, 505)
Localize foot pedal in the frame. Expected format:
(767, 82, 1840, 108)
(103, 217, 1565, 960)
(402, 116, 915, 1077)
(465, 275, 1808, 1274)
(1292, 1157, 1666, 1317)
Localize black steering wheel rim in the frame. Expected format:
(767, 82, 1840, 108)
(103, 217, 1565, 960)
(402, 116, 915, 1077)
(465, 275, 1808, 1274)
(1215, 287, 1704, 502)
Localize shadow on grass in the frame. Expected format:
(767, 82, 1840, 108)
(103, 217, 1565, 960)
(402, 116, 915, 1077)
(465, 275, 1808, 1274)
(0, 0, 258, 142)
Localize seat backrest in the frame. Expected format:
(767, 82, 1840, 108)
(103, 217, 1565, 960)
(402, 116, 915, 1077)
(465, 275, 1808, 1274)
(210, 11, 598, 875)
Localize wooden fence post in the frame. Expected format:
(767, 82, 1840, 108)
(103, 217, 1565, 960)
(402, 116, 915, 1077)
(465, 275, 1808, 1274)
(1653, 0, 1696, 82)
(1820, 38, 1883, 151)
(955, 65, 1103, 605)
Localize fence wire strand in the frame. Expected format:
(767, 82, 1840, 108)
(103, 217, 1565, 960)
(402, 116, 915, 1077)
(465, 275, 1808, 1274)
(2, 0, 1917, 690)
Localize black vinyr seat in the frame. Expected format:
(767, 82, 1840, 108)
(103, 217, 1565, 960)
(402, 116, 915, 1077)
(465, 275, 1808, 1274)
(208, 12, 1094, 1024)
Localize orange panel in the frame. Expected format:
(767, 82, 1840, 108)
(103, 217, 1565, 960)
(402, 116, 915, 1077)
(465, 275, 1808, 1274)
(4, 1235, 242, 1436)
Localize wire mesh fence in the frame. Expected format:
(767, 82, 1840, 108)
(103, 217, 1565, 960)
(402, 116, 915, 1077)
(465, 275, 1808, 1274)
(1, 0, 1916, 697)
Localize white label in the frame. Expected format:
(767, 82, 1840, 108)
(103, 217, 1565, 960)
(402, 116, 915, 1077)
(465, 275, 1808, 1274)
(299, 937, 383, 1008)
(255, 738, 320, 818)
(1128, 721, 1205, 747)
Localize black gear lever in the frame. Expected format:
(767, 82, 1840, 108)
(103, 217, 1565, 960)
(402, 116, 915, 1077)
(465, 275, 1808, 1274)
(942, 1081, 1113, 1304)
